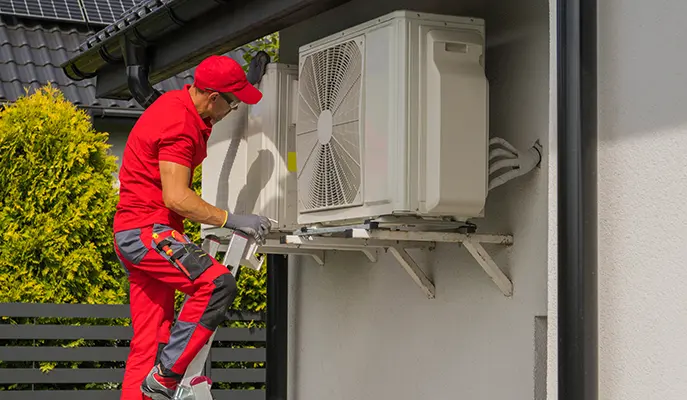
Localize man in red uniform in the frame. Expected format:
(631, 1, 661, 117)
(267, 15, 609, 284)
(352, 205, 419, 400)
(113, 55, 272, 400)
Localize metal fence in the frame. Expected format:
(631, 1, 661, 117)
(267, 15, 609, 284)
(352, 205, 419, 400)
(0, 302, 266, 400)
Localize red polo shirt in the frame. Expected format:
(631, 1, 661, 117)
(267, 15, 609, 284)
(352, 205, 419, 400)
(113, 85, 212, 234)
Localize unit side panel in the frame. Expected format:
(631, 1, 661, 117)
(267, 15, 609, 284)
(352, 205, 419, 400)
(201, 104, 250, 236)
(406, 18, 422, 214)
(276, 68, 300, 231)
(201, 65, 298, 235)
(361, 21, 397, 209)
(422, 28, 488, 218)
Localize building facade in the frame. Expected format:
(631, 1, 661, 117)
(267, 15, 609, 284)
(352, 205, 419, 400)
(58, 0, 687, 399)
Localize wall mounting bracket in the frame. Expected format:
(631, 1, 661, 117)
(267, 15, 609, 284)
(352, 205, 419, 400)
(202, 222, 514, 299)
(284, 222, 514, 299)
(282, 234, 436, 297)
(202, 227, 327, 266)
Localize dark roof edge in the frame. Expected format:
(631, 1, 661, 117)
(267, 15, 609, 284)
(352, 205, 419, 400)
(61, 0, 351, 100)
(60, 0, 223, 81)
(0, 100, 143, 118)
(84, 107, 143, 118)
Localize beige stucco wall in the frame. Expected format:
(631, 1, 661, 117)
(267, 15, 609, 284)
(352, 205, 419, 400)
(596, 1, 687, 399)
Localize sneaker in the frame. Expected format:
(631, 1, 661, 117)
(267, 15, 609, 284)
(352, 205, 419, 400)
(141, 364, 180, 400)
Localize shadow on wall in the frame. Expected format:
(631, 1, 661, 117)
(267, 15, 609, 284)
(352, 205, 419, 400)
(598, 1, 687, 140)
(215, 110, 247, 207)
(208, 102, 282, 214)
(206, 102, 293, 224)
(234, 149, 275, 214)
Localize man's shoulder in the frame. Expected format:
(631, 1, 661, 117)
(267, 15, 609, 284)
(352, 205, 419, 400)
(132, 92, 195, 134)
(146, 89, 189, 115)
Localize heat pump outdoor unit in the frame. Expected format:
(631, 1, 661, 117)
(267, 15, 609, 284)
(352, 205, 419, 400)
(201, 63, 299, 235)
(295, 10, 488, 226)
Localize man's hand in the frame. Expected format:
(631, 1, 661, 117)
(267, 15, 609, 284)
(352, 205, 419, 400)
(223, 213, 272, 245)
(159, 161, 273, 243)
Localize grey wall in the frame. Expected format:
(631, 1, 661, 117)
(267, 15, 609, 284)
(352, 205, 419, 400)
(597, 1, 687, 399)
(96, 116, 136, 187)
(281, 0, 552, 398)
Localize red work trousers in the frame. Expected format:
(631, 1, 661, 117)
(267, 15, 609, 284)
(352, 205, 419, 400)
(114, 223, 237, 400)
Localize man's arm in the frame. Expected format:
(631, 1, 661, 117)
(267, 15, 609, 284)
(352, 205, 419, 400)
(156, 125, 271, 242)
(159, 160, 227, 227)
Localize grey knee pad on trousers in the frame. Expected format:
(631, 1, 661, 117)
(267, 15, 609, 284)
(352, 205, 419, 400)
(200, 273, 237, 329)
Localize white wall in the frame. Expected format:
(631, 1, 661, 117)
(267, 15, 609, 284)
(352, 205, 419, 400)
(546, 1, 558, 398)
(597, 1, 687, 399)
(281, 0, 552, 399)
(100, 122, 133, 188)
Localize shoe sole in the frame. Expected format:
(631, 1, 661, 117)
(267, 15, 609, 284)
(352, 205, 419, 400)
(141, 380, 174, 400)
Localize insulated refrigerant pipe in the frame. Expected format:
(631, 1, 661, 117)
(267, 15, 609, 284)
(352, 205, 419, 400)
(557, 0, 598, 398)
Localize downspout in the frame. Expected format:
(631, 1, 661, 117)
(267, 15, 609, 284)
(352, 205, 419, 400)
(557, 0, 598, 398)
(266, 254, 288, 400)
(122, 37, 162, 108)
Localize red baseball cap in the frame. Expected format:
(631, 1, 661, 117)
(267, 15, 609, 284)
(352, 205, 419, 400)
(193, 55, 263, 104)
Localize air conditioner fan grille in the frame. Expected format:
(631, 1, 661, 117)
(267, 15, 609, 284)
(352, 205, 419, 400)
(297, 38, 363, 211)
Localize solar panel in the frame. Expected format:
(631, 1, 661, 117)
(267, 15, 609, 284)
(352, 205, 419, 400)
(81, 0, 139, 25)
(0, 0, 86, 23)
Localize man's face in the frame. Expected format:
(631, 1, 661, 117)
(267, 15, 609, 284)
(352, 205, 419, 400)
(207, 91, 240, 124)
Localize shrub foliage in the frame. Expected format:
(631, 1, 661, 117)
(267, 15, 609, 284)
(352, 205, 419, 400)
(0, 85, 126, 304)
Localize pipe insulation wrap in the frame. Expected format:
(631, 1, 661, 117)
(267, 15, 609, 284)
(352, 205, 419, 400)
(487, 138, 542, 191)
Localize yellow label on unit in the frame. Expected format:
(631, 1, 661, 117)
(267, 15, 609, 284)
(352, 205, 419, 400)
(287, 152, 297, 172)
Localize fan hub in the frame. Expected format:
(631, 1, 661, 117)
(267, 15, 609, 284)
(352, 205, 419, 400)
(317, 109, 333, 145)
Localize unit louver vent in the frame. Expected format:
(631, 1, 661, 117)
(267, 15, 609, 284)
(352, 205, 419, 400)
(296, 38, 364, 212)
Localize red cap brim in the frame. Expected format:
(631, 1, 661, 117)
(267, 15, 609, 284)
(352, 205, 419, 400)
(233, 83, 263, 105)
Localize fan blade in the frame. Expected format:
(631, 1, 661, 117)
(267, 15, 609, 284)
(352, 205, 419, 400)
(302, 55, 323, 114)
(297, 91, 319, 135)
(332, 74, 361, 126)
(296, 130, 319, 178)
(299, 143, 321, 209)
(313, 51, 330, 111)
(331, 42, 363, 116)
(325, 144, 347, 205)
(330, 139, 361, 203)
(331, 122, 361, 168)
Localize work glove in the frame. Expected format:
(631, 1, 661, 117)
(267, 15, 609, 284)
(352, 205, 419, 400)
(223, 212, 272, 245)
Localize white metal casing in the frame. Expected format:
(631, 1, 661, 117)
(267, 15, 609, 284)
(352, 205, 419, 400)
(201, 63, 299, 235)
(295, 10, 488, 225)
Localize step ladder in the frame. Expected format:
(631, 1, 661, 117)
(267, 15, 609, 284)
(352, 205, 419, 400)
(171, 229, 263, 400)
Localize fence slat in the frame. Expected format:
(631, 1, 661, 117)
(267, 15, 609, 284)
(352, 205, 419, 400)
(0, 368, 266, 384)
(0, 346, 130, 361)
(211, 347, 266, 362)
(3, 391, 122, 400)
(0, 347, 266, 362)
(214, 328, 265, 342)
(0, 303, 130, 318)
(2, 390, 265, 400)
(214, 390, 266, 400)
(0, 325, 132, 340)
(0, 325, 264, 341)
(0, 303, 264, 321)
(0, 368, 124, 384)
(210, 368, 266, 383)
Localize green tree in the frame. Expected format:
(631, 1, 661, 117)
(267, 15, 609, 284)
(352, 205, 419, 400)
(0, 85, 126, 304)
(241, 32, 280, 70)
